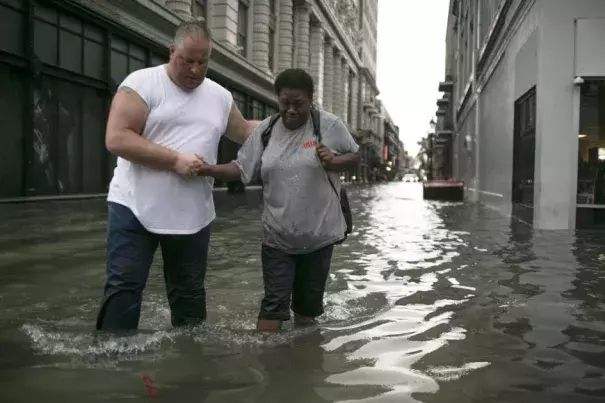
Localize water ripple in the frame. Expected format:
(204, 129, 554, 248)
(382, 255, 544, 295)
(1, 184, 604, 402)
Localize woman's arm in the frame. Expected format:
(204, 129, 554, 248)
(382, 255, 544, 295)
(318, 117, 361, 171)
(198, 117, 269, 183)
(324, 152, 361, 171)
(200, 162, 241, 182)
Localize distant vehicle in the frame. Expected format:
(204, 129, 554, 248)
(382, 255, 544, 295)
(403, 173, 418, 182)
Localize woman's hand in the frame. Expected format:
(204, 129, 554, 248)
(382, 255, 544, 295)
(192, 154, 210, 176)
(192, 159, 242, 181)
(316, 144, 334, 168)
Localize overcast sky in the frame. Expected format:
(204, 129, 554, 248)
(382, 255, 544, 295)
(376, 0, 450, 156)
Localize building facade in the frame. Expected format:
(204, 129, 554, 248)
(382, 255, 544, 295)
(381, 105, 402, 180)
(436, 0, 605, 230)
(0, 0, 391, 200)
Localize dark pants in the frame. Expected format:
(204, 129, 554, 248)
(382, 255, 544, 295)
(96, 202, 211, 332)
(259, 244, 334, 321)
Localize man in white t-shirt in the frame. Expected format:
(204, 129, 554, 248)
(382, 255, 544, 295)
(96, 21, 260, 332)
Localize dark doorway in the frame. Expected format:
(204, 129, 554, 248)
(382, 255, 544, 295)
(511, 87, 536, 225)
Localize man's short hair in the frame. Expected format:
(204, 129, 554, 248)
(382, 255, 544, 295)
(274, 68, 315, 99)
(173, 21, 212, 48)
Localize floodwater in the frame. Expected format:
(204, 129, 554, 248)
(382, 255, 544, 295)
(0, 183, 604, 403)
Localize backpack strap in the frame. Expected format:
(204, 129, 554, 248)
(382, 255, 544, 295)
(310, 107, 322, 142)
(310, 107, 341, 201)
(261, 113, 281, 150)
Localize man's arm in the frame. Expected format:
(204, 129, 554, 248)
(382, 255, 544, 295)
(223, 103, 262, 144)
(105, 87, 202, 175)
(105, 87, 177, 170)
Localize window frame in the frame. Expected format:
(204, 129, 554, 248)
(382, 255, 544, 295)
(237, 0, 249, 56)
(191, 0, 206, 20)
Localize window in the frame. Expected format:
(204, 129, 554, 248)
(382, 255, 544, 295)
(27, 74, 107, 196)
(348, 71, 354, 127)
(232, 90, 248, 118)
(511, 87, 536, 208)
(110, 35, 146, 88)
(268, 27, 275, 70)
(0, 1, 25, 56)
(192, 0, 206, 20)
(32, 5, 105, 80)
(150, 53, 167, 66)
(268, 0, 277, 70)
(237, 0, 249, 56)
(576, 80, 605, 229)
(251, 99, 265, 120)
(0, 64, 25, 197)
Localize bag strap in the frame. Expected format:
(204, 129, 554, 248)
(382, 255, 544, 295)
(310, 107, 340, 200)
(261, 113, 282, 150)
(310, 107, 322, 143)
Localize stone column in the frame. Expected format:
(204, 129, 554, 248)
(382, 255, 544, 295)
(293, 2, 310, 70)
(309, 22, 324, 106)
(341, 59, 349, 124)
(166, 0, 193, 19)
(332, 48, 342, 118)
(350, 72, 359, 129)
(277, 0, 294, 72)
(212, 0, 239, 47)
(252, 0, 270, 70)
(322, 38, 333, 112)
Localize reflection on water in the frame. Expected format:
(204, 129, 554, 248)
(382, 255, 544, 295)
(0, 183, 604, 402)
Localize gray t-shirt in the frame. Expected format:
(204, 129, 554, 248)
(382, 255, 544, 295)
(233, 110, 360, 254)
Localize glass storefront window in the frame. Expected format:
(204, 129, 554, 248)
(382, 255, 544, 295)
(576, 80, 605, 228)
(577, 80, 605, 205)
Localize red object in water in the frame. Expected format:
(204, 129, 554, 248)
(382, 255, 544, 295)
(142, 374, 158, 398)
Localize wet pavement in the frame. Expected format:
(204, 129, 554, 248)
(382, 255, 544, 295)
(0, 182, 604, 403)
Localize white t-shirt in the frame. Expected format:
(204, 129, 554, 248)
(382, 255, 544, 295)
(107, 65, 233, 234)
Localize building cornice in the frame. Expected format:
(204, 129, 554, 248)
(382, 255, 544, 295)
(69, 0, 276, 103)
(361, 67, 380, 95)
(312, 0, 363, 70)
(476, 0, 513, 72)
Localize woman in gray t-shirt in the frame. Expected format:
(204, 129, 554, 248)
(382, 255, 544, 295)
(198, 68, 360, 332)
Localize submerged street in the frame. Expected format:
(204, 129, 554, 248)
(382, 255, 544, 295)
(0, 182, 604, 403)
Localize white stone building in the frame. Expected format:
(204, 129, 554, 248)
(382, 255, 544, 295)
(0, 0, 388, 199)
(435, 0, 605, 230)
(109, 0, 387, 183)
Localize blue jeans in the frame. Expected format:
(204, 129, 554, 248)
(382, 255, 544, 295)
(96, 202, 211, 332)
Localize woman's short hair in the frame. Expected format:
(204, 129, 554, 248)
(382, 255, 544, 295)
(274, 68, 315, 99)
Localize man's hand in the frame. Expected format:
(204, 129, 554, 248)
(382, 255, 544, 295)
(172, 153, 206, 176)
(316, 144, 334, 168)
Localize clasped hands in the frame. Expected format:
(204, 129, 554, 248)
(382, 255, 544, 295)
(172, 144, 335, 176)
(171, 153, 210, 177)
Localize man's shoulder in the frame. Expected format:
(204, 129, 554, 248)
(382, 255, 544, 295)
(125, 65, 164, 81)
(203, 78, 233, 101)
